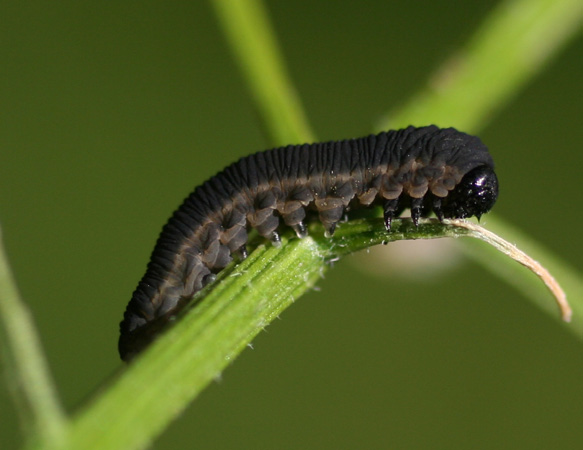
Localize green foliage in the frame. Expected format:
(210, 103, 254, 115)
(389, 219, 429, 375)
(0, 0, 581, 448)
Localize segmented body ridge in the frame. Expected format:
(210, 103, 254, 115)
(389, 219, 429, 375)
(119, 125, 496, 360)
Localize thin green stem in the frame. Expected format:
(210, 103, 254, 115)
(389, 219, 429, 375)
(457, 216, 583, 338)
(0, 226, 66, 446)
(379, 0, 583, 131)
(210, 0, 316, 145)
(381, 0, 583, 337)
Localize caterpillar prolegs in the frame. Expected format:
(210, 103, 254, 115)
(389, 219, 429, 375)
(119, 125, 499, 361)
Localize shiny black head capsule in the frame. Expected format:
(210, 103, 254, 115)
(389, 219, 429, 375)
(441, 165, 499, 220)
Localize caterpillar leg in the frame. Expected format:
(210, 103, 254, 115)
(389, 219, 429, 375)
(325, 222, 337, 238)
(202, 273, 217, 287)
(270, 230, 281, 246)
(411, 198, 423, 227)
(433, 197, 444, 222)
(237, 244, 248, 260)
(292, 221, 308, 238)
(383, 199, 399, 231)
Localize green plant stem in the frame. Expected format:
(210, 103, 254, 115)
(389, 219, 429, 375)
(0, 226, 66, 446)
(36, 217, 575, 450)
(381, 0, 583, 337)
(210, 0, 315, 145)
(379, 0, 583, 131)
(6, 0, 582, 448)
(46, 219, 489, 450)
(211, 0, 583, 337)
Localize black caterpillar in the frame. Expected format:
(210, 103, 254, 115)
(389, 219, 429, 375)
(119, 125, 498, 360)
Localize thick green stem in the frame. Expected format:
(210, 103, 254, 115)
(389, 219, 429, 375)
(34, 217, 573, 450)
(4, 0, 582, 448)
(39, 219, 492, 450)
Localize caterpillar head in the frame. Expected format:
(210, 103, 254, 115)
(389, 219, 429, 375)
(441, 165, 499, 220)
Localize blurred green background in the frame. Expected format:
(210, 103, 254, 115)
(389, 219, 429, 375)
(1, 1, 582, 449)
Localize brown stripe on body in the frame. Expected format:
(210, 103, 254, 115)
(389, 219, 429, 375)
(119, 125, 497, 360)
